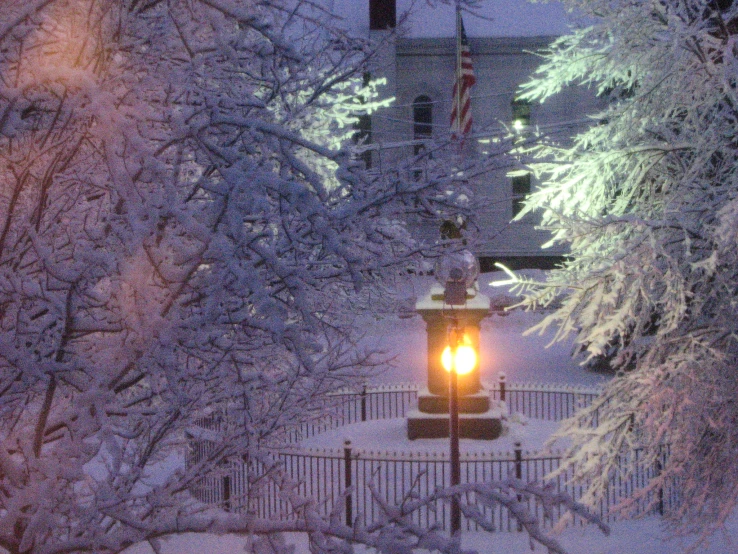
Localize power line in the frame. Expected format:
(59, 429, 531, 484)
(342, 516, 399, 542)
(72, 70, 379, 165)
(379, 90, 522, 110)
(359, 116, 595, 145)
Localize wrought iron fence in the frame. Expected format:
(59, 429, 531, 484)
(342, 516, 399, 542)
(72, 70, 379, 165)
(186, 380, 680, 532)
(491, 381, 601, 422)
(188, 440, 674, 531)
(290, 384, 419, 441)
(289, 379, 601, 441)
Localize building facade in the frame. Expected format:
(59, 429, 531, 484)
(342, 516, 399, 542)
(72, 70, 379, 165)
(359, 0, 604, 269)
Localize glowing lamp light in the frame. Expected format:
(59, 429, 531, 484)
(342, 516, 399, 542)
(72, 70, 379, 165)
(441, 343, 477, 375)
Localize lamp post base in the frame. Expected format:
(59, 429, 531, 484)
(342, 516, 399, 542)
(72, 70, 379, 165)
(406, 408, 503, 440)
(417, 387, 491, 414)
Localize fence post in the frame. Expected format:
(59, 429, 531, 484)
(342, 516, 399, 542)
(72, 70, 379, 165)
(361, 385, 367, 422)
(344, 440, 353, 527)
(515, 441, 522, 531)
(221, 461, 231, 512)
(655, 455, 664, 516)
(499, 372, 506, 402)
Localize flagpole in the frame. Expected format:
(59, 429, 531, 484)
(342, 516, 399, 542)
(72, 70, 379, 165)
(455, 2, 462, 137)
(451, 7, 463, 536)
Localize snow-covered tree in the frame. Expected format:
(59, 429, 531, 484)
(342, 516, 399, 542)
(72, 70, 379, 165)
(514, 0, 738, 543)
(0, 0, 446, 551)
(0, 1, 606, 553)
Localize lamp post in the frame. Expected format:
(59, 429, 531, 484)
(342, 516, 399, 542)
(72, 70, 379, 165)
(438, 251, 479, 537)
(447, 326, 461, 536)
(441, 322, 477, 536)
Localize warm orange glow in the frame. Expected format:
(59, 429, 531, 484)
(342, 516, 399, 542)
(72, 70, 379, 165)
(19, 3, 101, 88)
(441, 343, 477, 375)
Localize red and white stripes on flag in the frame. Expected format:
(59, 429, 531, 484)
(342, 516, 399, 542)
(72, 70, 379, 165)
(450, 11, 476, 137)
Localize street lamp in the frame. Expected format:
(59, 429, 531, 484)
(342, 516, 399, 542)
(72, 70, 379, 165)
(441, 323, 478, 536)
(441, 333, 477, 377)
(436, 250, 480, 537)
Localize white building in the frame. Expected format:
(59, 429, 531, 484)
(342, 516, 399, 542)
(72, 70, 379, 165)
(341, 0, 604, 269)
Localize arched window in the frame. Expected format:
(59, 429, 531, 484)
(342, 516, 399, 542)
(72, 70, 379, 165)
(413, 95, 432, 155)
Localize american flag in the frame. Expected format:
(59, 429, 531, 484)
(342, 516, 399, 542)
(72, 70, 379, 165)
(450, 11, 476, 137)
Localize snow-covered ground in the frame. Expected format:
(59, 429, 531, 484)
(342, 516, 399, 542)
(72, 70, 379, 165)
(121, 273, 736, 553)
(124, 519, 738, 554)
(299, 416, 561, 455)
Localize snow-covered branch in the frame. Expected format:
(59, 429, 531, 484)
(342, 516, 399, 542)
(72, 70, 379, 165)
(517, 0, 738, 546)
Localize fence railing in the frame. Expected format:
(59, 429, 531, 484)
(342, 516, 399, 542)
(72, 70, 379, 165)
(188, 380, 677, 532)
(290, 383, 419, 441)
(188, 440, 674, 532)
(491, 381, 601, 422)
(289, 379, 601, 441)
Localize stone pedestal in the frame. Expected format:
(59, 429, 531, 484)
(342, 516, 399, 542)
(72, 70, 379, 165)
(407, 406, 504, 440)
(415, 285, 489, 397)
(407, 284, 502, 440)
(417, 387, 490, 414)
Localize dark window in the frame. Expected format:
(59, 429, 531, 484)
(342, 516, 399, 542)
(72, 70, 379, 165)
(413, 95, 432, 156)
(370, 0, 396, 30)
(512, 173, 531, 216)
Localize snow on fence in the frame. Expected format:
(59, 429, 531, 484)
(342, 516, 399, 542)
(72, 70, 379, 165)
(186, 381, 680, 531)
